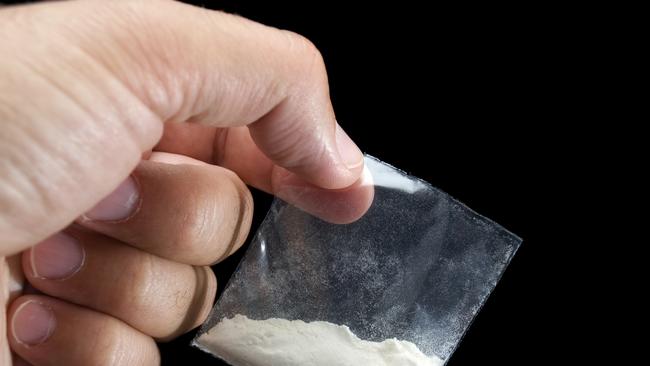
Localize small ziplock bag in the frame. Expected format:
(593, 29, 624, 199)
(193, 156, 522, 365)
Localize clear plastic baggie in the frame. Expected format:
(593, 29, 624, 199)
(193, 155, 522, 366)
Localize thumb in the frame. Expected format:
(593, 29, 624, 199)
(0, 0, 363, 255)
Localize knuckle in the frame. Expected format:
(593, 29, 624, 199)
(90, 317, 132, 365)
(261, 120, 329, 171)
(161, 169, 250, 264)
(95, 317, 158, 365)
(104, 252, 190, 338)
(282, 30, 327, 83)
(111, 253, 158, 315)
(283, 30, 322, 58)
(168, 191, 218, 261)
(177, 169, 253, 265)
(155, 266, 217, 341)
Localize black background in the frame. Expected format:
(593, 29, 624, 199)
(157, 1, 559, 365)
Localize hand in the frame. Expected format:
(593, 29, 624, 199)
(0, 1, 373, 365)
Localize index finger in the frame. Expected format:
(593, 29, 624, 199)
(103, 0, 365, 189)
(0, 0, 365, 254)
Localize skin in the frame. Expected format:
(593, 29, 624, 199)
(0, 1, 374, 365)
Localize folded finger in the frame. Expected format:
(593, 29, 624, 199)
(22, 229, 216, 340)
(1, 0, 362, 255)
(79, 160, 253, 265)
(8, 295, 159, 366)
(213, 127, 375, 224)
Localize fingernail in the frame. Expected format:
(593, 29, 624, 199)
(30, 232, 85, 280)
(12, 301, 56, 346)
(335, 124, 364, 170)
(84, 176, 140, 221)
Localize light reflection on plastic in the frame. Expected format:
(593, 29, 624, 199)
(364, 157, 421, 193)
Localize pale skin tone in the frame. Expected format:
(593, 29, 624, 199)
(0, 1, 373, 365)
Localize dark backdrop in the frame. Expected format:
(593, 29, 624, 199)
(160, 2, 557, 365)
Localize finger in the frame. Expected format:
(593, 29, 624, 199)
(8, 295, 159, 366)
(212, 126, 375, 224)
(1, 0, 362, 255)
(120, 2, 365, 189)
(156, 127, 375, 224)
(78, 160, 253, 265)
(22, 229, 216, 340)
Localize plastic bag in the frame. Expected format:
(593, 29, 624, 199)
(193, 155, 522, 365)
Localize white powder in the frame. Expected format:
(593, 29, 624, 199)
(197, 315, 443, 366)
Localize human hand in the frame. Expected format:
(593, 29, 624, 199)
(0, 1, 373, 364)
